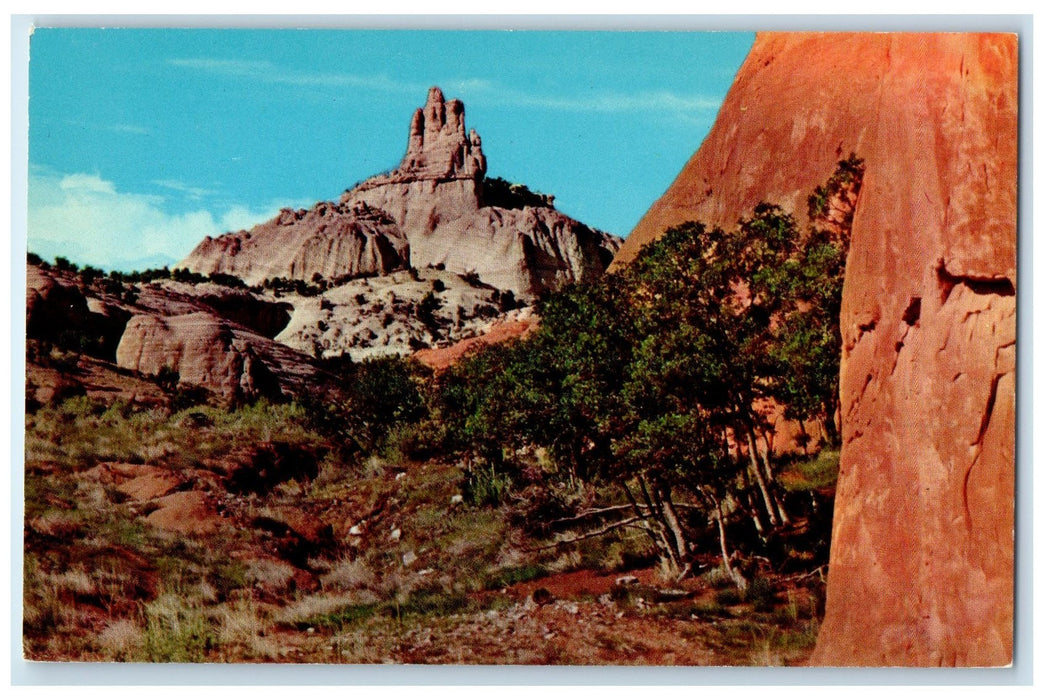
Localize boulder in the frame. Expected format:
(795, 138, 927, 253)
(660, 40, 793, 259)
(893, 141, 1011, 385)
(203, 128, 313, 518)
(115, 311, 282, 400)
(614, 33, 1016, 666)
(146, 491, 220, 535)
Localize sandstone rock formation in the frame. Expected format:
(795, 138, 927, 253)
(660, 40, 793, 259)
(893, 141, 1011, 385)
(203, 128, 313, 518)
(274, 267, 518, 362)
(25, 262, 336, 403)
(615, 33, 1016, 666)
(26, 265, 90, 340)
(27, 266, 131, 361)
(413, 310, 538, 372)
(178, 202, 410, 287)
(179, 86, 619, 299)
(113, 307, 330, 403)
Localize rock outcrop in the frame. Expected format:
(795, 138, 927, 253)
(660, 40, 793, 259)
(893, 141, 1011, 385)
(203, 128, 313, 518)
(179, 86, 619, 299)
(114, 308, 329, 402)
(178, 202, 410, 287)
(115, 312, 279, 400)
(26, 265, 131, 361)
(413, 311, 538, 372)
(615, 33, 1016, 666)
(26, 265, 90, 340)
(274, 267, 518, 363)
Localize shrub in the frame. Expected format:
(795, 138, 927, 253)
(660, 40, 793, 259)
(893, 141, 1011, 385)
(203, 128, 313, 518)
(484, 564, 548, 589)
(54, 256, 78, 273)
(482, 176, 555, 210)
(715, 588, 743, 606)
(142, 595, 216, 662)
(462, 465, 512, 507)
(745, 576, 776, 611)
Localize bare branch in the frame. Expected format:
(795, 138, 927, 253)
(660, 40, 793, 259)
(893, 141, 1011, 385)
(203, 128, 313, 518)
(524, 516, 646, 551)
(546, 503, 636, 526)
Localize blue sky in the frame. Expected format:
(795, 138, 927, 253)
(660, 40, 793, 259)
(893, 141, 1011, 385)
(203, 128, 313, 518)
(27, 29, 754, 271)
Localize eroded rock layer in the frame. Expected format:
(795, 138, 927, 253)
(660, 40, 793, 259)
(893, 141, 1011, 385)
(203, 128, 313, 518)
(179, 86, 619, 299)
(178, 202, 410, 287)
(616, 32, 1016, 666)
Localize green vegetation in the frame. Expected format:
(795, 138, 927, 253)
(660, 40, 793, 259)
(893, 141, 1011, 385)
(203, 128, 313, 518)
(482, 176, 555, 210)
(22, 156, 861, 664)
(427, 156, 862, 582)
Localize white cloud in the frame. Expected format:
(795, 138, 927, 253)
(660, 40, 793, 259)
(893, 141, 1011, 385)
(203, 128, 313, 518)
(28, 170, 282, 272)
(169, 57, 718, 116)
(168, 57, 427, 94)
(152, 179, 216, 200)
(58, 173, 116, 195)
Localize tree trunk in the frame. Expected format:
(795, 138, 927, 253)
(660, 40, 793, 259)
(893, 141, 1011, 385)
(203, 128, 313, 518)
(738, 467, 766, 535)
(744, 426, 780, 527)
(655, 481, 690, 567)
(629, 477, 681, 577)
(622, 482, 662, 554)
(712, 496, 746, 590)
(756, 425, 775, 482)
(797, 419, 810, 456)
(754, 424, 791, 526)
(822, 399, 840, 448)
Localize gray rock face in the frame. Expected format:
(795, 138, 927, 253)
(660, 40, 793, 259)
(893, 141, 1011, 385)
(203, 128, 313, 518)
(179, 86, 619, 299)
(398, 86, 487, 181)
(273, 267, 520, 363)
(179, 202, 409, 288)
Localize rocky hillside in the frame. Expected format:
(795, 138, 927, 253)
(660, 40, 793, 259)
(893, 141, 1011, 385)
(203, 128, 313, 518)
(26, 264, 335, 404)
(614, 32, 1016, 666)
(180, 87, 620, 300)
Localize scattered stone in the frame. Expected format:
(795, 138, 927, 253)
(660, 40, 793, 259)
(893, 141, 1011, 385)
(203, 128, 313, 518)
(146, 491, 220, 535)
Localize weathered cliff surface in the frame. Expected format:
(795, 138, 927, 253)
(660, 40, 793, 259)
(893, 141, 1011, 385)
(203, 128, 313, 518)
(178, 202, 410, 287)
(617, 33, 1016, 666)
(180, 87, 619, 299)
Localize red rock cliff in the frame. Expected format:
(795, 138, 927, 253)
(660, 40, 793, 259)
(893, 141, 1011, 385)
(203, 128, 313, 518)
(615, 32, 1017, 666)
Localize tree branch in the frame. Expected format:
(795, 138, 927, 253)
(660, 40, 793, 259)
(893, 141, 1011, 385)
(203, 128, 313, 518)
(547, 504, 636, 526)
(524, 516, 647, 551)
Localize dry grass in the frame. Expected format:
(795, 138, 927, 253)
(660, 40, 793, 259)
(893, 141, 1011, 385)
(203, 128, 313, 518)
(244, 558, 296, 591)
(274, 591, 378, 627)
(23, 394, 827, 665)
(97, 619, 145, 660)
(320, 557, 377, 591)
